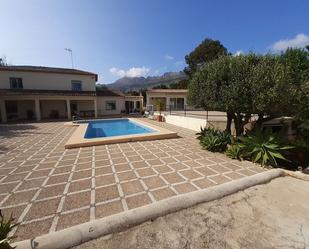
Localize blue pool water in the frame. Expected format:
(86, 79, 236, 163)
(84, 119, 156, 139)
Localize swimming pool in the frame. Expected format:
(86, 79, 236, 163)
(65, 118, 178, 149)
(84, 119, 156, 139)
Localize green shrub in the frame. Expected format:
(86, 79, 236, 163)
(229, 130, 293, 166)
(279, 139, 309, 170)
(197, 127, 231, 152)
(0, 210, 18, 249)
(196, 127, 215, 141)
(225, 144, 243, 160)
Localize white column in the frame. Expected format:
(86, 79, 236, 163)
(184, 96, 187, 105)
(94, 99, 98, 118)
(133, 101, 137, 110)
(35, 99, 41, 121)
(166, 97, 170, 110)
(139, 100, 143, 113)
(66, 99, 71, 120)
(0, 99, 7, 123)
(146, 94, 150, 106)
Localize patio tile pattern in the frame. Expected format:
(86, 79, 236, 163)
(0, 119, 265, 242)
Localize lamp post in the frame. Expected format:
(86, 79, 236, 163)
(65, 48, 74, 68)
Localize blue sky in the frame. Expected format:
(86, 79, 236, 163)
(1, 0, 308, 83)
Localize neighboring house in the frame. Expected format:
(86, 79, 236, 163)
(0, 66, 143, 123)
(97, 90, 143, 116)
(146, 89, 188, 111)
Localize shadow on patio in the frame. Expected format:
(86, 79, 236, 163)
(0, 123, 40, 138)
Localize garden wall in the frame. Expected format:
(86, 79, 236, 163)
(163, 114, 236, 134)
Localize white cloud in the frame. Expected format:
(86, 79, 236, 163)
(271, 33, 309, 51)
(234, 50, 244, 56)
(109, 67, 126, 77)
(109, 66, 150, 78)
(164, 54, 174, 60)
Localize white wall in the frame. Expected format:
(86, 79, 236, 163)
(96, 96, 125, 116)
(146, 92, 187, 106)
(164, 114, 207, 131)
(40, 100, 67, 119)
(76, 100, 94, 111)
(0, 71, 96, 91)
(164, 113, 236, 134)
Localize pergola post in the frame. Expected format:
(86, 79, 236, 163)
(35, 99, 41, 121)
(94, 99, 98, 118)
(141, 96, 144, 111)
(133, 101, 137, 110)
(166, 97, 170, 111)
(66, 99, 71, 120)
(0, 99, 7, 123)
(146, 94, 150, 107)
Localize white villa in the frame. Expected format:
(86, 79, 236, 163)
(0, 66, 143, 123)
(146, 89, 188, 111)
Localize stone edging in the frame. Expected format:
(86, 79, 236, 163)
(282, 169, 309, 181)
(13, 169, 284, 249)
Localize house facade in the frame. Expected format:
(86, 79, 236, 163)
(97, 90, 143, 116)
(146, 89, 187, 111)
(0, 66, 142, 123)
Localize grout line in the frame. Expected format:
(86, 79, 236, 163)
(90, 146, 96, 221)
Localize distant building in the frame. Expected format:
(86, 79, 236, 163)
(146, 89, 187, 111)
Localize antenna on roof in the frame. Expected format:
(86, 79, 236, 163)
(64, 48, 74, 69)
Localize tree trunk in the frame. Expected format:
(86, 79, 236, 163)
(233, 113, 253, 136)
(243, 113, 252, 133)
(234, 118, 242, 137)
(225, 112, 234, 134)
(234, 113, 245, 137)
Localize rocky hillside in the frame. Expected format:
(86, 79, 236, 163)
(107, 71, 186, 91)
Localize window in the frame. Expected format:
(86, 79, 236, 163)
(170, 98, 177, 110)
(106, 101, 116, 110)
(10, 78, 23, 89)
(136, 101, 140, 109)
(71, 80, 82, 91)
(176, 98, 185, 109)
(170, 98, 184, 110)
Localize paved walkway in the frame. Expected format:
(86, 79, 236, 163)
(0, 119, 264, 242)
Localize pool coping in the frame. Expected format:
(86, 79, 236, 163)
(64, 118, 178, 149)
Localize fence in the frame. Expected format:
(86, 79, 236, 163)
(147, 104, 227, 121)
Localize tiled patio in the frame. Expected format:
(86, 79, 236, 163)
(0, 119, 265, 242)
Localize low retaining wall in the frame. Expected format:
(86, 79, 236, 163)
(163, 114, 236, 134)
(164, 114, 207, 131)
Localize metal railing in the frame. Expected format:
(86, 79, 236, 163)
(148, 104, 227, 121)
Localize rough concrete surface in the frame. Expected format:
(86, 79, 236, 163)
(74, 176, 309, 249)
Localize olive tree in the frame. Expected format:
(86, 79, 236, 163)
(279, 48, 309, 120)
(188, 54, 259, 136)
(188, 48, 309, 136)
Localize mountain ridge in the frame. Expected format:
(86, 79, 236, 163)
(105, 71, 186, 91)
